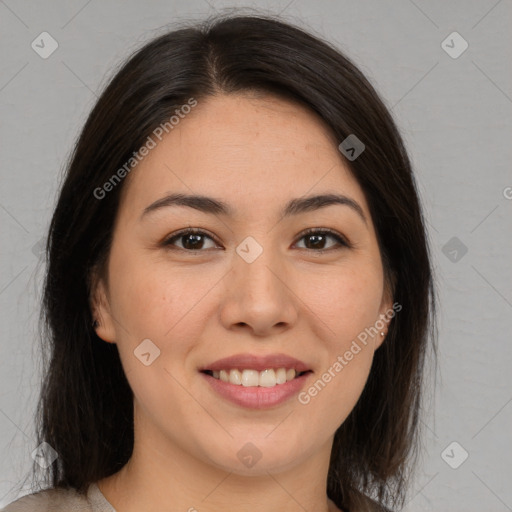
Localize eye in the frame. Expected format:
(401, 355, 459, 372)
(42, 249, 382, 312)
(294, 228, 349, 252)
(162, 227, 349, 253)
(162, 228, 221, 251)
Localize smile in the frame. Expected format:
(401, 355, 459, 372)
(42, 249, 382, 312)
(200, 370, 313, 409)
(201, 368, 310, 387)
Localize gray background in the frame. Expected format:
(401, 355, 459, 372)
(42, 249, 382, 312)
(0, 0, 511, 510)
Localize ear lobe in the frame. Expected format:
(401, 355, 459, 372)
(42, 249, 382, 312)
(374, 329, 387, 351)
(374, 288, 394, 351)
(89, 270, 116, 343)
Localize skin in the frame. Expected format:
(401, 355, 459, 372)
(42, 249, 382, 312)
(92, 92, 392, 512)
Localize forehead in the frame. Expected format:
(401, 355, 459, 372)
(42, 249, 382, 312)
(119, 93, 368, 220)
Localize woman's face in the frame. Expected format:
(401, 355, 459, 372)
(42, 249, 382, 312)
(93, 93, 392, 475)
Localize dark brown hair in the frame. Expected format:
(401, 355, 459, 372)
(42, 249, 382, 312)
(28, 11, 435, 512)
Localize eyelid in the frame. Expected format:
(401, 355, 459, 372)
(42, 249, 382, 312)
(162, 228, 222, 250)
(162, 227, 351, 252)
(293, 227, 351, 250)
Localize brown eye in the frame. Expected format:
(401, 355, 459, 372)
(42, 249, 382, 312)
(163, 228, 348, 253)
(295, 229, 349, 252)
(163, 229, 219, 251)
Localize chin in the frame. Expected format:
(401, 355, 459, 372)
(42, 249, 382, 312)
(200, 436, 311, 476)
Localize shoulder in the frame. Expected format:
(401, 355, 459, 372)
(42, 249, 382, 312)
(361, 495, 394, 512)
(0, 483, 108, 512)
(344, 490, 395, 512)
(357, 495, 394, 512)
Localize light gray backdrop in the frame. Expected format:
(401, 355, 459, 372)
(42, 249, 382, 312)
(0, 1, 511, 511)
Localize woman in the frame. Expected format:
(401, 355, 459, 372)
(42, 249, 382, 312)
(1, 12, 435, 512)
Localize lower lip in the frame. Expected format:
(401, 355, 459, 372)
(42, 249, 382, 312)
(201, 372, 312, 409)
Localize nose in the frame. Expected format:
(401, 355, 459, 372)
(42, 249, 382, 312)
(219, 245, 299, 337)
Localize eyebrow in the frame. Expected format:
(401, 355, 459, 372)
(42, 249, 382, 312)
(140, 192, 367, 223)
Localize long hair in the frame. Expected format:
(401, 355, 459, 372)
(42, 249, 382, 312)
(31, 12, 435, 511)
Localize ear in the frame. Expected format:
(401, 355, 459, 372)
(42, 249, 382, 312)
(374, 282, 395, 351)
(89, 266, 117, 343)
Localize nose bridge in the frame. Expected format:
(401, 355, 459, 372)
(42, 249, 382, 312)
(234, 233, 285, 297)
(219, 234, 297, 334)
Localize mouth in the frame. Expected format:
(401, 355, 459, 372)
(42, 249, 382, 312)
(198, 353, 313, 409)
(200, 368, 312, 388)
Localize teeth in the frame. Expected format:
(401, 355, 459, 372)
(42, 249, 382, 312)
(230, 369, 242, 385)
(258, 369, 276, 387)
(210, 368, 303, 387)
(275, 368, 287, 384)
(241, 369, 259, 387)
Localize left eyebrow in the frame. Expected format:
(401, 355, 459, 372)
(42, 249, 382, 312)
(140, 192, 367, 224)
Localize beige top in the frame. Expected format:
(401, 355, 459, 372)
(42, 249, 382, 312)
(0, 482, 116, 512)
(1, 483, 393, 511)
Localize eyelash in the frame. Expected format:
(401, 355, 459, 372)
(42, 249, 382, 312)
(162, 227, 350, 254)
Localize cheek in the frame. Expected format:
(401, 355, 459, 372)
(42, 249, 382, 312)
(106, 261, 210, 413)
(108, 250, 219, 384)
(298, 351, 374, 443)
(297, 261, 384, 342)
(109, 247, 206, 336)
(293, 262, 383, 423)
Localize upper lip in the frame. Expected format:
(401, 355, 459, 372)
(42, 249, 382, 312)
(200, 353, 311, 373)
